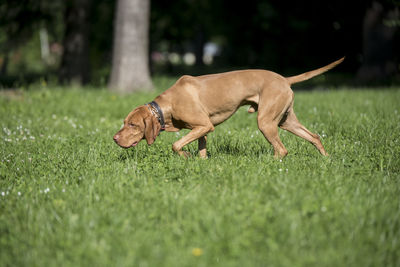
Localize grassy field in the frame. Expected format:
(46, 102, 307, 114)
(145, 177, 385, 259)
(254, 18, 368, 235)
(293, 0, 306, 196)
(1, 82, 399, 267)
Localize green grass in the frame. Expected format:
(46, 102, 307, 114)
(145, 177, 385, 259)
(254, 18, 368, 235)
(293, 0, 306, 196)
(1, 84, 399, 267)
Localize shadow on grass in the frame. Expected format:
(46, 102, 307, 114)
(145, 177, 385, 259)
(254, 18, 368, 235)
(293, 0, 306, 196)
(116, 145, 270, 161)
(212, 141, 273, 157)
(114, 139, 316, 160)
(116, 147, 153, 161)
(116, 144, 175, 162)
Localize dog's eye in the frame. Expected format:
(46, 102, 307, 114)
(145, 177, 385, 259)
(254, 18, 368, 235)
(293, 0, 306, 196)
(128, 123, 136, 127)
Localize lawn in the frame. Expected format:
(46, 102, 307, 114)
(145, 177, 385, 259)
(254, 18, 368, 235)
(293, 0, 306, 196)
(1, 82, 399, 267)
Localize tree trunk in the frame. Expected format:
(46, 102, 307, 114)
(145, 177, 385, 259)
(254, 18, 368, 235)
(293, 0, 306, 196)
(356, 1, 399, 83)
(59, 0, 92, 85)
(194, 28, 205, 67)
(109, 0, 153, 93)
(0, 53, 9, 76)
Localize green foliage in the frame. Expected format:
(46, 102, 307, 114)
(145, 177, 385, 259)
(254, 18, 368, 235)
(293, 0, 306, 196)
(1, 86, 399, 266)
(0, 0, 63, 52)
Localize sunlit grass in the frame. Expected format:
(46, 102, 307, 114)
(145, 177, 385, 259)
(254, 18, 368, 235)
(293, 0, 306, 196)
(1, 86, 399, 266)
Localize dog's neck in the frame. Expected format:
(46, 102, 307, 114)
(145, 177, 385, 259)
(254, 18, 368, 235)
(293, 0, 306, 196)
(147, 101, 165, 131)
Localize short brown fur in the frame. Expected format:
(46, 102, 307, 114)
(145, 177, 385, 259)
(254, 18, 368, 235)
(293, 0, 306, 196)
(114, 57, 344, 158)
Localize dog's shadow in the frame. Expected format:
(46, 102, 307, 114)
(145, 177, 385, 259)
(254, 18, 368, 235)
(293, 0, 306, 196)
(211, 142, 273, 157)
(117, 150, 145, 161)
(116, 142, 275, 161)
(116, 146, 159, 161)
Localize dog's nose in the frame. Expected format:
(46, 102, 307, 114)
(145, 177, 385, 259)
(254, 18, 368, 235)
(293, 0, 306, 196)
(113, 134, 120, 142)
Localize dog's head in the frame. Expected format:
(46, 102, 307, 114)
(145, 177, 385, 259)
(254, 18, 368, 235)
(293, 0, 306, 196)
(113, 105, 161, 148)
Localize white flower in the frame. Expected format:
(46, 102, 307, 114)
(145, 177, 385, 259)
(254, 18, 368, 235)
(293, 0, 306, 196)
(279, 168, 283, 172)
(1, 192, 4, 196)
(18, 192, 21, 196)
(3, 127, 11, 135)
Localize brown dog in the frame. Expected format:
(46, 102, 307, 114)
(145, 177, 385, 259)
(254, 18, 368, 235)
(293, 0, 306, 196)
(114, 57, 344, 158)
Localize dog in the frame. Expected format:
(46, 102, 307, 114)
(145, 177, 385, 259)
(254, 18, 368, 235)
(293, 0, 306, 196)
(114, 57, 344, 158)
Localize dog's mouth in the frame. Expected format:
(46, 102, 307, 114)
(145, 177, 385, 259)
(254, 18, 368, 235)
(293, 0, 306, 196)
(115, 140, 139, 149)
(130, 141, 139, 147)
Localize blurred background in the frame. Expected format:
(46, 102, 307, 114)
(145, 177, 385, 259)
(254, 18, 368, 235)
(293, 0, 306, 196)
(0, 0, 399, 91)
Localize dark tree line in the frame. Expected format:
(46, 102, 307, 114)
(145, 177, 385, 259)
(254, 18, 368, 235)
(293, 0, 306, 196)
(151, 0, 399, 81)
(59, 0, 92, 85)
(0, 0, 399, 89)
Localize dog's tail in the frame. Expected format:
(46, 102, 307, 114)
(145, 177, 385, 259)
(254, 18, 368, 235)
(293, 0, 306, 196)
(286, 57, 345, 85)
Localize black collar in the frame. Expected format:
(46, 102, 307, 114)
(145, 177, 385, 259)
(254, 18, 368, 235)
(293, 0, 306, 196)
(147, 101, 165, 130)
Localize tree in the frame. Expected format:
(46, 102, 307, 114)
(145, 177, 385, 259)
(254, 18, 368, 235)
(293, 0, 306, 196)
(357, 1, 399, 83)
(109, 0, 152, 93)
(0, 0, 61, 76)
(59, 0, 92, 85)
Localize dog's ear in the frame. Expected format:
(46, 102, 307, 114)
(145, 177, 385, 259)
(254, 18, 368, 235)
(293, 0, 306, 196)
(144, 115, 161, 145)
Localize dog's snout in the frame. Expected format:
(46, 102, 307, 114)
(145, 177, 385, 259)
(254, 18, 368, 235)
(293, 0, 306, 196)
(113, 134, 120, 142)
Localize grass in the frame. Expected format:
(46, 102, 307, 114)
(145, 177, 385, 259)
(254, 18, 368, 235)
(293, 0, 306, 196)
(0, 83, 399, 267)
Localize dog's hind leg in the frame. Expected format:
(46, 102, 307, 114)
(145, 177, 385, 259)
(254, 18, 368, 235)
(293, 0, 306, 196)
(279, 106, 328, 156)
(257, 87, 293, 158)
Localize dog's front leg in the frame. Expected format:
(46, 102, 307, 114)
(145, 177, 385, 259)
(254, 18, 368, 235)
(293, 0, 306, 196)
(172, 126, 213, 158)
(198, 136, 207, 158)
